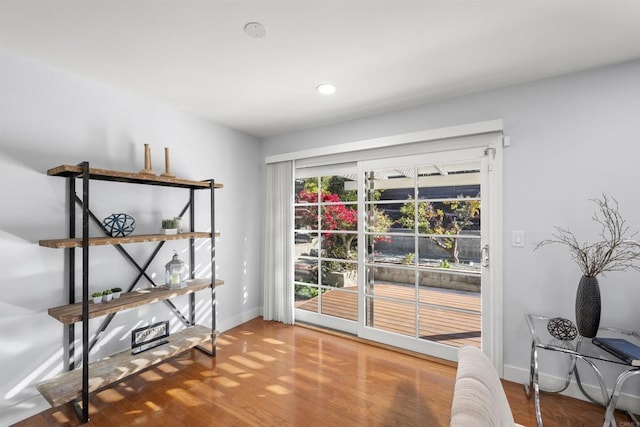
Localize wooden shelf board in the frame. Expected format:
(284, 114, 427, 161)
(48, 279, 224, 324)
(47, 164, 223, 189)
(36, 325, 215, 407)
(39, 231, 219, 249)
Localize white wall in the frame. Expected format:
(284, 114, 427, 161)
(262, 60, 640, 408)
(0, 51, 263, 423)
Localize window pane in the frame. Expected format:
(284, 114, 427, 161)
(418, 306, 481, 348)
(295, 178, 319, 203)
(294, 258, 317, 285)
(320, 288, 357, 321)
(321, 175, 357, 202)
(418, 282, 481, 309)
(295, 232, 318, 256)
(321, 232, 357, 261)
(365, 270, 415, 303)
(416, 235, 481, 270)
(295, 285, 319, 312)
(295, 206, 318, 230)
(368, 234, 415, 265)
(364, 167, 415, 194)
(365, 297, 415, 337)
(393, 199, 479, 234)
(414, 199, 481, 234)
(321, 261, 357, 288)
(418, 184, 480, 200)
(321, 204, 357, 231)
(364, 202, 404, 234)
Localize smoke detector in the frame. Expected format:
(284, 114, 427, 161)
(244, 22, 267, 38)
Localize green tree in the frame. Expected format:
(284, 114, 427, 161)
(398, 196, 480, 264)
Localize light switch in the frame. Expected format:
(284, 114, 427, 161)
(512, 230, 525, 247)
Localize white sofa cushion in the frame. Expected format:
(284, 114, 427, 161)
(450, 345, 523, 427)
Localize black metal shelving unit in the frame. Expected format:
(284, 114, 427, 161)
(37, 162, 221, 422)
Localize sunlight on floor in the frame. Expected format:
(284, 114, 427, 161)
(266, 384, 292, 395)
(246, 351, 277, 362)
(198, 369, 218, 377)
(217, 337, 235, 345)
(51, 411, 70, 423)
(290, 367, 330, 384)
(229, 355, 264, 369)
(144, 400, 161, 411)
(96, 388, 124, 403)
(216, 362, 246, 375)
(166, 388, 203, 406)
(183, 379, 224, 399)
(212, 376, 240, 388)
(139, 370, 164, 382)
(157, 363, 179, 374)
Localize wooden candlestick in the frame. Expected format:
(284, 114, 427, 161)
(161, 147, 175, 178)
(139, 144, 156, 175)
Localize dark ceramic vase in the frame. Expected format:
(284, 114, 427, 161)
(575, 275, 601, 338)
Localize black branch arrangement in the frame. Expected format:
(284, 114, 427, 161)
(535, 194, 640, 277)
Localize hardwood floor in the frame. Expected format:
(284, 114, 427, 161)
(15, 317, 634, 426)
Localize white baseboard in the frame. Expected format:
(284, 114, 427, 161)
(217, 307, 261, 333)
(504, 364, 640, 414)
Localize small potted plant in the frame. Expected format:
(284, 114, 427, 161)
(102, 289, 113, 302)
(162, 218, 178, 235)
(91, 291, 103, 304)
(111, 287, 122, 299)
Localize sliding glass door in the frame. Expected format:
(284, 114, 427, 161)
(358, 148, 488, 361)
(293, 143, 500, 363)
(294, 166, 360, 333)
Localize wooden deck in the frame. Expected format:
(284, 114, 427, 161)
(296, 284, 481, 348)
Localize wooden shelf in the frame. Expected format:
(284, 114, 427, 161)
(48, 279, 224, 324)
(36, 324, 215, 407)
(39, 161, 221, 421)
(47, 164, 224, 189)
(39, 231, 219, 249)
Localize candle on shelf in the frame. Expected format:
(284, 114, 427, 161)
(161, 147, 176, 178)
(139, 143, 156, 175)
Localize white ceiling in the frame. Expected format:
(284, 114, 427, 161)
(2, 1, 640, 138)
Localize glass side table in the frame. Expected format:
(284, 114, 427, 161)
(525, 313, 640, 427)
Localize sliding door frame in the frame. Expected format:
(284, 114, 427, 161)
(357, 144, 501, 366)
(268, 119, 504, 371)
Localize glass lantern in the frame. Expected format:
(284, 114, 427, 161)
(165, 251, 186, 289)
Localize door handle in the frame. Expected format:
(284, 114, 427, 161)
(481, 244, 489, 267)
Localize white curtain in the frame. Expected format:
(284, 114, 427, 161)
(262, 161, 295, 324)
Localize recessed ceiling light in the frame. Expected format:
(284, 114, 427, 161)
(244, 22, 267, 38)
(316, 83, 336, 95)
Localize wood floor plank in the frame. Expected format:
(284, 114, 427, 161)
(14, 318, 635, 427)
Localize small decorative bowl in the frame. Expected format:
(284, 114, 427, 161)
(102, 213, 135, 237)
